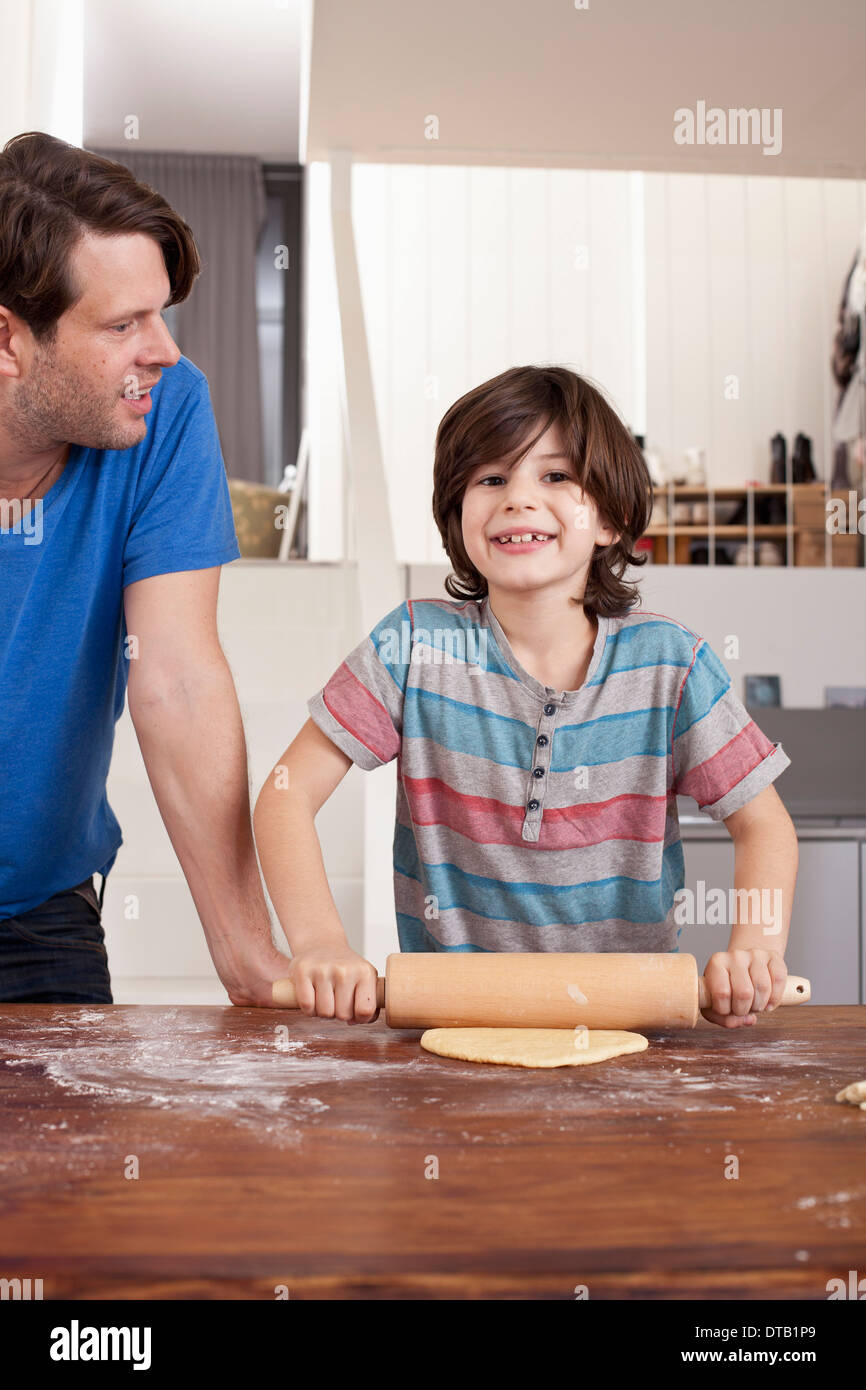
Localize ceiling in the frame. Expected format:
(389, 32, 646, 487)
(81, 0, 866, 177)
(83, 0, 307, 161)
(307, 0, 866, 176)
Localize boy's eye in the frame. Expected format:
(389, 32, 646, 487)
(477, 471, 574, 485)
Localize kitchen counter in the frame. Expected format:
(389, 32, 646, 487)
(1, 1003, 864, 1299)
(680, 815, 866, 840)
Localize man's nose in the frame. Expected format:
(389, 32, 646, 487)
(157, 324, 182, 367)
(142, 319, 181, 367)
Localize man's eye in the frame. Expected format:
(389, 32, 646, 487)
(112, 323, 131, 333)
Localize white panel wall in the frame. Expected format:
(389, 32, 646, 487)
(0, 0, 83, 148)
(0, 6, 32, 145)
(644, 172, 866, 483)
(308, 162, 866, 557)
(307, 162, 641, 565)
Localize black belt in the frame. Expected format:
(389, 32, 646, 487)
(70, 874, 106, 914)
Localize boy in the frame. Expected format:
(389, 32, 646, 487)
(254, 366, 797, 1030)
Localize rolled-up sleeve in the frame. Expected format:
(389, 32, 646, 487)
(307, 601, 413, 770)
(672, 641, 791, 820)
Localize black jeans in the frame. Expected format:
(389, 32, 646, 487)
(0, 875, 112, 1003)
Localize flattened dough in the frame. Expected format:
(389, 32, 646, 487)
(419, 1027, 649, 1069)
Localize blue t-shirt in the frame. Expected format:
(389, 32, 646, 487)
(0, 356, 241, 919)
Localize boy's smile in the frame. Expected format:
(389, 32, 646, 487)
(489, 529, 555, 552)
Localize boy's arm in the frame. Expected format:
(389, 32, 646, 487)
(700, 786, 799, 1028)
(723, 785, 798, 954)
(254, 718, 380, 1023)
(253, 718, 354, 956)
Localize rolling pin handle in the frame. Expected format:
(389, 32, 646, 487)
(783, 975, 811, 1003)
(698, 973, 811, 1011)
(271, 975, 387, 1010)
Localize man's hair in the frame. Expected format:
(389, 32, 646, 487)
(0, 131, 200, 343)
(432, 365, 653, 620)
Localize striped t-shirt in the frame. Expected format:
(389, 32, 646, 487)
(307, 596, 791, 953)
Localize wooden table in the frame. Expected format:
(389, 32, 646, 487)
(1, 1003, 864, 1299)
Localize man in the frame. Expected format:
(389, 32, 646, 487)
(0, 131, 291, 1004)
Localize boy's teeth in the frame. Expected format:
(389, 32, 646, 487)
(497, 533, 550, 543)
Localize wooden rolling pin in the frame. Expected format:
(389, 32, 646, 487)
(271, 952, 811, 1030)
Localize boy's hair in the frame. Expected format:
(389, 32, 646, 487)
(432, 365, 653, 619)
(0, 131, 200, 343)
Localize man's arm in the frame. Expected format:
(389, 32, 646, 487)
(123, 566, 291, 1006)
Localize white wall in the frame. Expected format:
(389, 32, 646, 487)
(0, 0, 83, 147)
(0, 6, 30, 145)
(645, 172, 866, 482)
(306, 161, 643, 564)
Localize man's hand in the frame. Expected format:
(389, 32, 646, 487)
(701, 948, 788, 1028)
(220, 941, 297, 1009)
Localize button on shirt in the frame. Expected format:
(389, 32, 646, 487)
(307, 596, 791, 953)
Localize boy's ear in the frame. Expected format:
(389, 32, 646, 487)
(596, 519, 621, 548)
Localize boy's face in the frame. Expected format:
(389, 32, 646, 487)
(460, 422, 618, 603)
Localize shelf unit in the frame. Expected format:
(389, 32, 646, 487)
(639, 483, 864, 567)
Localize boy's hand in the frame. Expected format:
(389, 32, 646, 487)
(701, 948, 788, 1028)
(287, 945, 380, 1024)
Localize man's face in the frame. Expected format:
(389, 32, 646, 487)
(460, 422, 618, 599)
(10, 230, 181, 453)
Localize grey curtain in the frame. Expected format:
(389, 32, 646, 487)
(92, 148, 267, 482)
